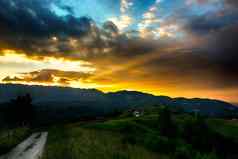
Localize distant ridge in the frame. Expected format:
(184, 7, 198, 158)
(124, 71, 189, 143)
(0, 83, 237, 117)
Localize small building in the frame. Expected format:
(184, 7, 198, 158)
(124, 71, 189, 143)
(128, 108, 144, 117)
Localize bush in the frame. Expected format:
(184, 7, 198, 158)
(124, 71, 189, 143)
(158, 107, 178, 138)
(182, 115, 213, 152)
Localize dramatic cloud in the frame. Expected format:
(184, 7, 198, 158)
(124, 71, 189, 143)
(0, 0, 238, 102)
(3, 69, 93, 86)
(109, 15, 133, 31)
(0, 0, 137, 59)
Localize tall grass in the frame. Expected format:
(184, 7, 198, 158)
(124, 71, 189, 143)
(42, 109, 238, 159)
(42, 126, 167, 159)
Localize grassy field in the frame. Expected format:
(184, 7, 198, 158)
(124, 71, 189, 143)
(42, 108, 233, 159)
(1, 107, 238, 159)
(207, 119, 238, 141)
(42, 125, 168, 159)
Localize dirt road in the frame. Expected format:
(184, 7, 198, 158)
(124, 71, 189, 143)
(0, 132, 48, 159)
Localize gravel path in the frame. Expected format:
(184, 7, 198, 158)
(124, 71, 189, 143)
(0, 132, 48, 159)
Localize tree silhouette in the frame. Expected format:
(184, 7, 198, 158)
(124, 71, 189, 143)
(158, 107, 177, 137)
(7, 93, 34, 126)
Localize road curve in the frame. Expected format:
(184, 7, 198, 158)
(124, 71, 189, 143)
(0, 132, 48, 159)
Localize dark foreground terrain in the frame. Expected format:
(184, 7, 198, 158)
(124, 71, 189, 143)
(2, 106, 238, 159)
(0, 84, 238, 159)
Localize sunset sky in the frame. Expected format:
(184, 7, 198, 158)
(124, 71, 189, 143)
(0, 0, 237, 103)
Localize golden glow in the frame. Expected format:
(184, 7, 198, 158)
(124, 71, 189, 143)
(0, 49, 95, 80)
(109, 15, 133, 31)
(0, 50, 94, 71)
(0, 49, 237, 103)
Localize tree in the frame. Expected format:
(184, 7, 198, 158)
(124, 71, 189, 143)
(158, 106, 177, 137)
(7, 94, 34, 126)
(183, 115, 211, 152)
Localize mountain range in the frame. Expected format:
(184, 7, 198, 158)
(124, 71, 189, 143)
(0, 84, 237, 120)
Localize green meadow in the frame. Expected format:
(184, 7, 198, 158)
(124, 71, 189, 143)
(1, 107, 238, 159)
(41, 108, 238, 159)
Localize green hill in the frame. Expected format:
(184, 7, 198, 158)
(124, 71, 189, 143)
(40, 107, 238, 159)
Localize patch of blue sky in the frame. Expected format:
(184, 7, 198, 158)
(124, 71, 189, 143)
(52, 0, 120, 24)
(50, 3, 70, 16)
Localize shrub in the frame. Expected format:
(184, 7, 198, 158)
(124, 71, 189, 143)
(158, 107, 178, 138)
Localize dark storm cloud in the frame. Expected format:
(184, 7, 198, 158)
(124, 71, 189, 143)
(178, 3, 238, 88)
(163, 1, 238, 36)
(0, 0, 98, 56)
(185, 13, 238, 35)
(205, 24, 238, 81)
(156, 0, 238, 88)
(142, 23, 238, 89)
(0, 0, 95, 37)
(0, 0, 159, 60)
(0, 0, 95, 55)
